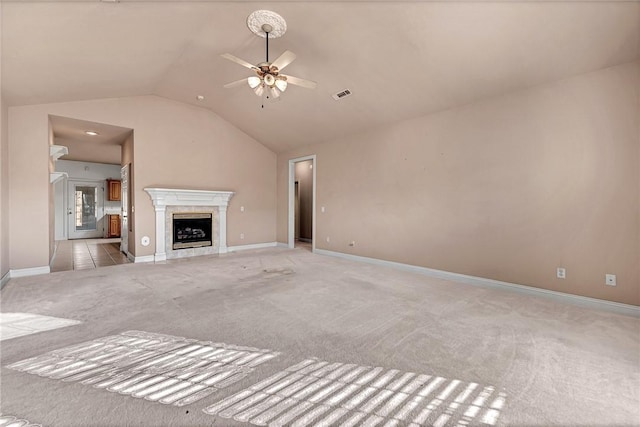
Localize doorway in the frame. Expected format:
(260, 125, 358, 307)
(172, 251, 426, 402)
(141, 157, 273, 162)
(288, 155, 316, 250)
(67, 180, 104, 239)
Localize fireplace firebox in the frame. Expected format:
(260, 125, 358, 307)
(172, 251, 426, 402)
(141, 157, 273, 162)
(172, 213, 213, 250)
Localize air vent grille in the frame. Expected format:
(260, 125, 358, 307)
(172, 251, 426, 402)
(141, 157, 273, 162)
(332, 89, 352, 100)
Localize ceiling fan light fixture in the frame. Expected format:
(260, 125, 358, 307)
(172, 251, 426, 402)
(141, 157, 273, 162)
(275, 79, 287, 92)
(264, 74, 276, 87)
(247, 76, 261, 89)
(221, 10, 316, 103)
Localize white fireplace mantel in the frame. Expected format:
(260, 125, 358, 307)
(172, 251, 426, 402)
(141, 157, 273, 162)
(144, 188, 234, 261)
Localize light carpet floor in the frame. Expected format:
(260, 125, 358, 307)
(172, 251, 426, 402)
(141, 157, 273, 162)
(0, 247, 638, 426)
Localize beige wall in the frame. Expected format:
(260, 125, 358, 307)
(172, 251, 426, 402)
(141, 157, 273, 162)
(8, 106, 51, 270)
(0, 0, 9, 280)
(0, 97, 7, 280)
(8, 95, 276, 269)
(58, 137, 122, 165)
(637, 58, 640, 305)
(277, 62, 640, 305)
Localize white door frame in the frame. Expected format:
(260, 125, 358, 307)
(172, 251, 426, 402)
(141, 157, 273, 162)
(120, 164, 129, 254)
(67, 179, 105, 239)
(288, 155, 316, 250)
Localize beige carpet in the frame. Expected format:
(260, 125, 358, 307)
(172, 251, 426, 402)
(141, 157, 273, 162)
(1, 247, 638, 426)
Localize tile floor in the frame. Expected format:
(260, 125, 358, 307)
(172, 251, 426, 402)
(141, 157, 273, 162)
(50, 238, 131, 272)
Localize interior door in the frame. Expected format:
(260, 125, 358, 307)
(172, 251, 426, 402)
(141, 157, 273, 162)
(67, 180, 104, 239)
(120, 164, 129, 254)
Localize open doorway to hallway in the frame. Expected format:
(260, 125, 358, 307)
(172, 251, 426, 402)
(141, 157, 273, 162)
(288, 155, 316, 251)
(50, 115, 134, 272)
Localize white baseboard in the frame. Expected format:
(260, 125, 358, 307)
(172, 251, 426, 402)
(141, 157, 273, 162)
(0, 271, 10, 289)
(131, 254, 155, 263)
(314, 249, 640, 318)
(228, 242, 278, 252)
(126, 252, 155, 263)
(276, 242, 289, 248)
(50, 242, 59, 266)
(8, 266, 51, 279)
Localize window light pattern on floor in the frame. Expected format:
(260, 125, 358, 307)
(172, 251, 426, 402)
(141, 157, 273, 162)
(0, 312, 81, 341)
(7, 330, 279, 407)
(204, 358, 506, 426)
(0, 414, 42, 427)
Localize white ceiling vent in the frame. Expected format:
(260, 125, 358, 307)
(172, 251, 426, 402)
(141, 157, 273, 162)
(332, 89, 352, 101)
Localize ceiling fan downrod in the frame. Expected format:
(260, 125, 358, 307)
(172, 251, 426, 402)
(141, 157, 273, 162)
(262, 23, 273, 63)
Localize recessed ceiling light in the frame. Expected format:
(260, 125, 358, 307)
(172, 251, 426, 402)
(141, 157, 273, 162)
(85, 131, 99, 136)
(196, 95, 205, 101)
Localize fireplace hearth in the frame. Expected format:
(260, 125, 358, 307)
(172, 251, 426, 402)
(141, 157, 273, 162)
(173, 213, 212, 250)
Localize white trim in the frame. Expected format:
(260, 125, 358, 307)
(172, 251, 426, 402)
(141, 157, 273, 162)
(50, 144, 69, 161)
(277, 242, 289, 248)
(288, 155, 316, 251)
(50, 240, 59, 266)
(315, 249, 640, 318)
(133, 254, 155, 263)
(227, 242, 278, 252)
(8, 266, 51, 278)
(1, 271, 10, 289)
(127, 252, 154, 263)
(49, 171, 68, 184)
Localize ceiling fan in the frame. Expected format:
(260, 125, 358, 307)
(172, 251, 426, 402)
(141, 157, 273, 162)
(221, 11, 316, 100)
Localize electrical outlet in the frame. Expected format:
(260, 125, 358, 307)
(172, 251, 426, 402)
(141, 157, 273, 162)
(605, 274, 616, 286)
(557, 268, 566, 279)
(326, 236, 330, 242)
(240, 233, 244, 240)
(321, 206, 325, 213)
(240, 206, 245, 212)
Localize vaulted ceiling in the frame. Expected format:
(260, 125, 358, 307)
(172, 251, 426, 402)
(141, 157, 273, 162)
(3, 1, 639, 153)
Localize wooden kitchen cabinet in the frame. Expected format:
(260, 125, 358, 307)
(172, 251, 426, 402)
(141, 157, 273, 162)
(107, 214, 121, 238)
(106, 179, 121, 201)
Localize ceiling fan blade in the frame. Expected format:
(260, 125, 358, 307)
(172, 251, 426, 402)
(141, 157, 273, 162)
(221, 53, 258, 70)
(271, 50, 296, 71)
(223, 78, 249, 89)
(282, 74, 317, 90)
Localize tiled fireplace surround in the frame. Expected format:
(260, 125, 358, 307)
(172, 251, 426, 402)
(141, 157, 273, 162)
(144, 188, 234, 261)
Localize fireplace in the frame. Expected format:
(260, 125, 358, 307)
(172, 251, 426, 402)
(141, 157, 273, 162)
(144, 188, 234, 261)
(172, 213, 212, 250)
